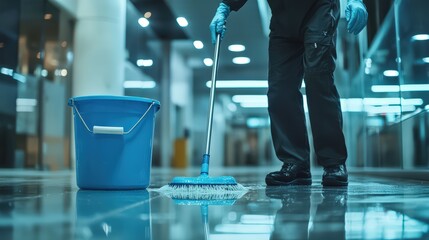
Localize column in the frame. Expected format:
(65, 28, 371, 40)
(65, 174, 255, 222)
(72, 0, 126, 96)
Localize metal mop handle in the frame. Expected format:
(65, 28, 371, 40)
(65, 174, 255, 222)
(205, 34, 221, 156)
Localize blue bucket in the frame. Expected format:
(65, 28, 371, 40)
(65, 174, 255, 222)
(68, 95, 160, 190)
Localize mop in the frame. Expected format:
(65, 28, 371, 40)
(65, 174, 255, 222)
(159, 34, 246, 197)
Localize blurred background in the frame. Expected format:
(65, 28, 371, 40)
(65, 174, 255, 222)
(1, 0, 429, 173)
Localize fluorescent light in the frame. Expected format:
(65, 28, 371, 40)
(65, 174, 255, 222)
(372, 84, 429, 92)
(240, 215, 275, 225)
(1, 67, 13, 76)
(383, 70, 399, 77)
(123, 80, 156, 89)
(240, 102, 268, 108)
(17, 105, 35, 113)
(228, 44, 245, 52)
(203, 58, 213, 66)
(13, 73, 26, 83)
(365, 105, 416, 114)
(423, 57, 429, 63)
(176, 17, 188, 27)
(401, 84, 429, 91)
(411, 34, 429, 41)
(210, 234, 271, 240)
(247, 118, 270, 128)
(138, 17, 149, 27)
(233, 57, 250, 64)
(233, 94, 268, 108)
(204, 80, 304, 88)
(214, 224, 273, 234)
(136, 59, 153, 67)
(362, 98, 423, 106)
(232, 95, 267, 103)
(206, 80, 267, 88)
(17, 98, 37, 106)
(193, 40, 203, 49)
(371, 85, 400, 92)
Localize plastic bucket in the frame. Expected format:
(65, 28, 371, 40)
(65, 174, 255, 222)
(68, 95, 160, 190)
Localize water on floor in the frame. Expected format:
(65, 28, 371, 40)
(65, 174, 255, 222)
(1, 168, 429, 239)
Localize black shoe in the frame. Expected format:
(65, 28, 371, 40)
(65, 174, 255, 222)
(322, 164, 348, 186)
(265, 163, 312, 186)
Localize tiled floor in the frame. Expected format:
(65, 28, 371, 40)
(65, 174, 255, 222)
(1, 167, 429, 240)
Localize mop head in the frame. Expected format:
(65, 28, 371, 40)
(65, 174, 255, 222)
(158, 174, 247, 200)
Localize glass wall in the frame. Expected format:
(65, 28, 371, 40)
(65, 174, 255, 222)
(359, 0, 429, 168)
(1, 0, 75, 170)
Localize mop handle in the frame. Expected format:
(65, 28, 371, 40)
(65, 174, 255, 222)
(205, 34, 221, 155)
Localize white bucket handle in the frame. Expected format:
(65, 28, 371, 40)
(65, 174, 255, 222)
(70, 99, 155, 135)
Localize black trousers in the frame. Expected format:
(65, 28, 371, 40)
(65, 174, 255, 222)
(267, 0, 347, 167)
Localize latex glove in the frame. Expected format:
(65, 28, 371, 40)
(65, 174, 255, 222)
(345, 0, 368, 35)
(209, 3, 230, 44)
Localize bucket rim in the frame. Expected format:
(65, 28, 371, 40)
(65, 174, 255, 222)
(69, 95, 160, 108)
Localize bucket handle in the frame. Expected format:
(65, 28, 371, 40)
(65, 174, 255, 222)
(69, 99, 155, 135)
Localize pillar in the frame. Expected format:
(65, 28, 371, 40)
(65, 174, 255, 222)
(72, 0, 126, 96)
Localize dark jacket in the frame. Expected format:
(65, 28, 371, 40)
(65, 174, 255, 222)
(222, 0, 247, 11)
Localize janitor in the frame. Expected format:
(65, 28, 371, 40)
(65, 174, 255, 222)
(210, 0, 368, 186)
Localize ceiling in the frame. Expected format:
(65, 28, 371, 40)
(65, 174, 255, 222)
(130, 0, 270, 118)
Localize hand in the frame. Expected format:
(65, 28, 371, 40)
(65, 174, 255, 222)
(345, 0, 368, 35)
(209, 3, 230, 44)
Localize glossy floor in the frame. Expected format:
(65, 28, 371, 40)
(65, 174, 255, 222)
(1, 168, 429, 240)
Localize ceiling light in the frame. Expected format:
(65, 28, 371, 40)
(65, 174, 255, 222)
(193, 40, 204, 49)
(247, 118, 270, 128)
(228, 44, 245, 52)
(362, 98, 423, 106)
(44, 14, 52, 20)
(423, 57, 429, 63)
(176, 17, 188, 27)
(383, 70, 399, 77)
(411, 34, 429, 41)
(371, 84, 429, 92)
(144, 12, 151, 18)
(233, 95, 268, 108)
(232, 95, 267, 103)
(233, 57, 250, 65)
(203, 58, 213, 66)
(206, 80, 267, 88)
(365, 105, 416, 114)
(136, 59, 153, 67)
(138, 18, 149, 27)
(17, 105, 35, 113)
(17, 98, 37, 106)
(41, 69, 48, 77)
(240, 102, 268, 108)
(1, 67, 13, 76)
(13, 73, 26, 83)
(123, 80, 156, 89)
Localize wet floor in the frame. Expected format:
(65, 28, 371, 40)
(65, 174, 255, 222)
(1, 167, 429, 239)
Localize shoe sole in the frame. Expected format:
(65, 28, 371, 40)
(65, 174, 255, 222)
(322, 178, 348, 186)
(265, 178, 312, 186)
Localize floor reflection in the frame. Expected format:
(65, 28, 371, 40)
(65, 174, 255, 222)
(265, 186, 347, 240)
(2, 169, 429, 240)
(75, 190, 151, 239)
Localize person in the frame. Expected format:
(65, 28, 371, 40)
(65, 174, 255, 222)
(209, 0, 368, 186)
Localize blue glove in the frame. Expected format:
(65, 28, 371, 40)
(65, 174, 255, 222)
(345, 0, 368, 35)
(209, 3, 230, 44)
